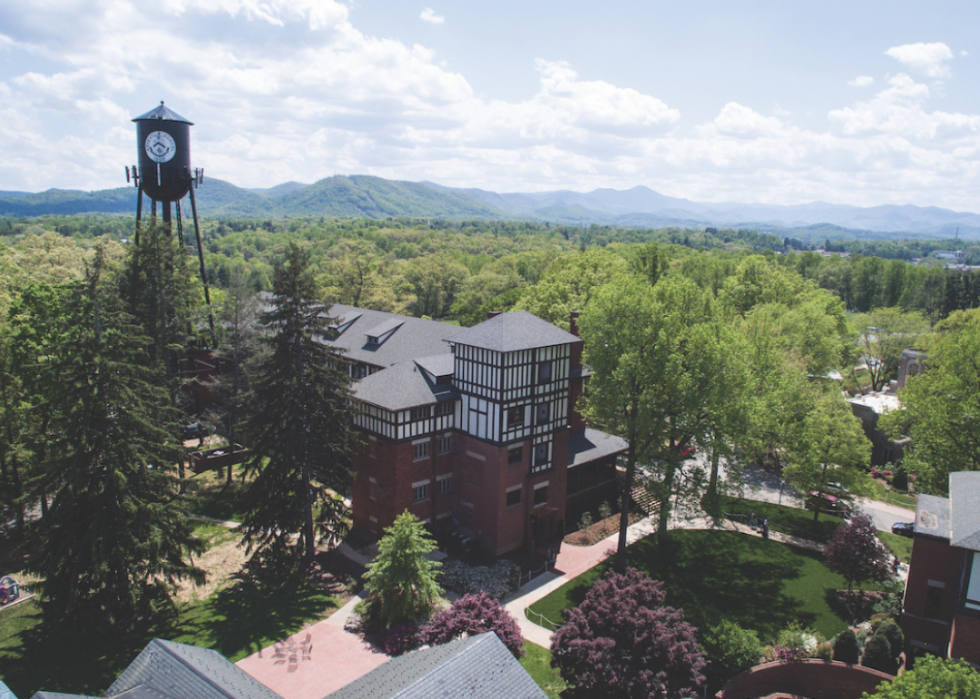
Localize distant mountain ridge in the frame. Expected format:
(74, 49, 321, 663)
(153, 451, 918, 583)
(2, 175, 979, 239)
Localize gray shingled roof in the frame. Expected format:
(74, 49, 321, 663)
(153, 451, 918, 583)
(29, 693, 97, 699)
(916, 494, 951, 540)
(104, 639, 283, 699)
(447, 312, 580, 352)
(323, 632, 547, 699)
(414, 354, 454, 380)
(354, 361, 457, 411)
(324, 305, 458, 369)
(568, 428, 629, 468)
(950, 471, 980, 551)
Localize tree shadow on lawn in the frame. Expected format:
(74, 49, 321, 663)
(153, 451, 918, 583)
(550, 531, 830, 643)
(1, 577, 338, 698)
(169, 575, 340, 662)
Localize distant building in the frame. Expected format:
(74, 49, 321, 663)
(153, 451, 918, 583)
(324, 632, 547, 699)
(846, 391, 905, 466)
(323, 307, 627, 556)
(900, 472, 980, 667)
(897, 349, 927, 390)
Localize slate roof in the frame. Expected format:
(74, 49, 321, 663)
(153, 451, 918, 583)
(323, 304, 458, 369)
(415, 354, 455, 380)
(104, 639, 283, 699)
(568, 428, 629, 468)
(950, 471, 980, 551)
(132, 101, 193, 124)
(30, 694, 97, 699)
(447, 312, 580, 353)
(916, 494, 951, 540)
(353, 361, 458, 411)
(323, 632, 547, 699)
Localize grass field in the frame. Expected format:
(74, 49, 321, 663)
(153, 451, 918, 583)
(720, 497, 844, 542)
(528, 530, 860, 644)
(878, 531, 914, 563)
(868, 480, 917, 510)
(519, 641, 569, 699)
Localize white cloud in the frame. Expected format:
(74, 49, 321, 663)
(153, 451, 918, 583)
(848, 75, 874, 87)
(885, 42, 954, 78)
(420, 8, 444, 24)
(709, 102, 784, 138)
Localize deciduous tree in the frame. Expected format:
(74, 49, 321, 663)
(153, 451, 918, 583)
(551, 567, 706, 699)
(863, 655, 980, 698)
(824, 514, 890, 591)
(419, 592, 524, 658)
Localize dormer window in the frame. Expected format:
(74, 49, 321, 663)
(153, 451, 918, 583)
(326, 312, 362, 339)
(365, 318, 403, 346)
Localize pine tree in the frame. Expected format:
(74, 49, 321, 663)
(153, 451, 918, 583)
(360, 511, 443, 629)
(238, 243, 355, 565)
(33, 249, 205, 630)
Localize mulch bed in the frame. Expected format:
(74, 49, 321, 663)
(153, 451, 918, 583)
(564, 512, 643, 547)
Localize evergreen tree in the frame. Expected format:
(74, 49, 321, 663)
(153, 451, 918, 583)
(238, 243, 355, 565)
(360, 511, 443, 629)
(33, 249, 205, 630)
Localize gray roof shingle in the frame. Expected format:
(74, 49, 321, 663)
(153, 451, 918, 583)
(447, 312, 580, 353)
(916, 494, 951, 540)
(568, 428, 629, 468)
(323, 633, 547, 699)
(324, 305, 458, 369)
(104, 639, 283, 699)
(353, 361, 457, 411)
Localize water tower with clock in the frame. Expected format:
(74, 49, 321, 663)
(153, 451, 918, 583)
(125, 101, 215, 340)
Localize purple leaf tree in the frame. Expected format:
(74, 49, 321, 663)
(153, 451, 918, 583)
(551, 567, 706, 699)
(418, 591, 525, 658)
(824, 513, 891, 591)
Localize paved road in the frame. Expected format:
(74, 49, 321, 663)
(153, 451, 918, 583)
(733, 461, 915, 533)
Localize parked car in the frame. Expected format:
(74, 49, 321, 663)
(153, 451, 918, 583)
(806, 490, 853, 517)
(891, 521, 915, 538)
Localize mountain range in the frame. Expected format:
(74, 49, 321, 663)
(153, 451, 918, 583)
(2, 175, 979, 240)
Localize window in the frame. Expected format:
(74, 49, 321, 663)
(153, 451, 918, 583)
(538, 362, 551, 383)
(436, 401, 454, 416)
(438, 474, 452, 496)
(925, 584, 943, 618)
(507, 406, 524, 428)
(411, 406, 430, 421)
(369, 477, 380, 501)
(508, 445, 523, 466)
(506, 487, 522, 508)
(413, 442, 429, 460)
(353, 365, 367, 379)
(536, 403, 549, 425)
(438, 435, 452, 454)
(534, 485, 548, 506)
(532, 442, 550, 473)
(413, 482, 430, 503)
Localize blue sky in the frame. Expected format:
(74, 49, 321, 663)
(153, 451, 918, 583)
(2, 0, 979, 210)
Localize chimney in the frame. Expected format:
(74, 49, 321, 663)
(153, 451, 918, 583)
(569, 311, 581, 337)
(487, 311, 503, 319)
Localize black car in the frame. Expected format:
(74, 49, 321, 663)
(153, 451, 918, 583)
(891, 521, 915, 538)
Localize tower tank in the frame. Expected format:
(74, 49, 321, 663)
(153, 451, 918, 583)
(133, 101, 193, 202)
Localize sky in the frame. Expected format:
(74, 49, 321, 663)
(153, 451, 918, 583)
(2, 0, 980, 210)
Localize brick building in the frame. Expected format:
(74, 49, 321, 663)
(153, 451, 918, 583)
(322, 306, 627, 556)
(900, 471, 980, 666)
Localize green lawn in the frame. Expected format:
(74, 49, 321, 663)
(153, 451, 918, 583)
(0, 572, 338, 697)
(721, 497, 844, 542)
(519, 641, 569, 699)
(868, 480, 917, 510)
(529, 530, 858, 643)
(878, 531, 914, 563)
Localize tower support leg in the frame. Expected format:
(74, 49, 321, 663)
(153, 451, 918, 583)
(135, 184, 144, 245)
(188, 186, 217, 347)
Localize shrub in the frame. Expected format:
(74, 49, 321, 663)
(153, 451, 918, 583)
(578, 511, 593, 531)
(862, 633, 897, 674)
(891, 466, 908, 491)
(700, 620, 763, 689)
(875, 621, 904, 660)
(867, 655, 980, 698)
(419, 592, 524, 658)
(383, 623, 420, 656)
(599, 500, 613, 519)
(776, 623, 822, 659)
(833, 629, 860, 664)
(869, 612, 892, 634)
(814, 641, 834, 661)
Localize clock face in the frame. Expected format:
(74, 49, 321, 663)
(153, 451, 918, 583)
(145, 131, 177, 163)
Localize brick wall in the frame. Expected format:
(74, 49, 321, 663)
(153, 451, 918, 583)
(951, 613, 980, 664)
(901, 535, 963, 656)
(716, 660, 892, 699)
